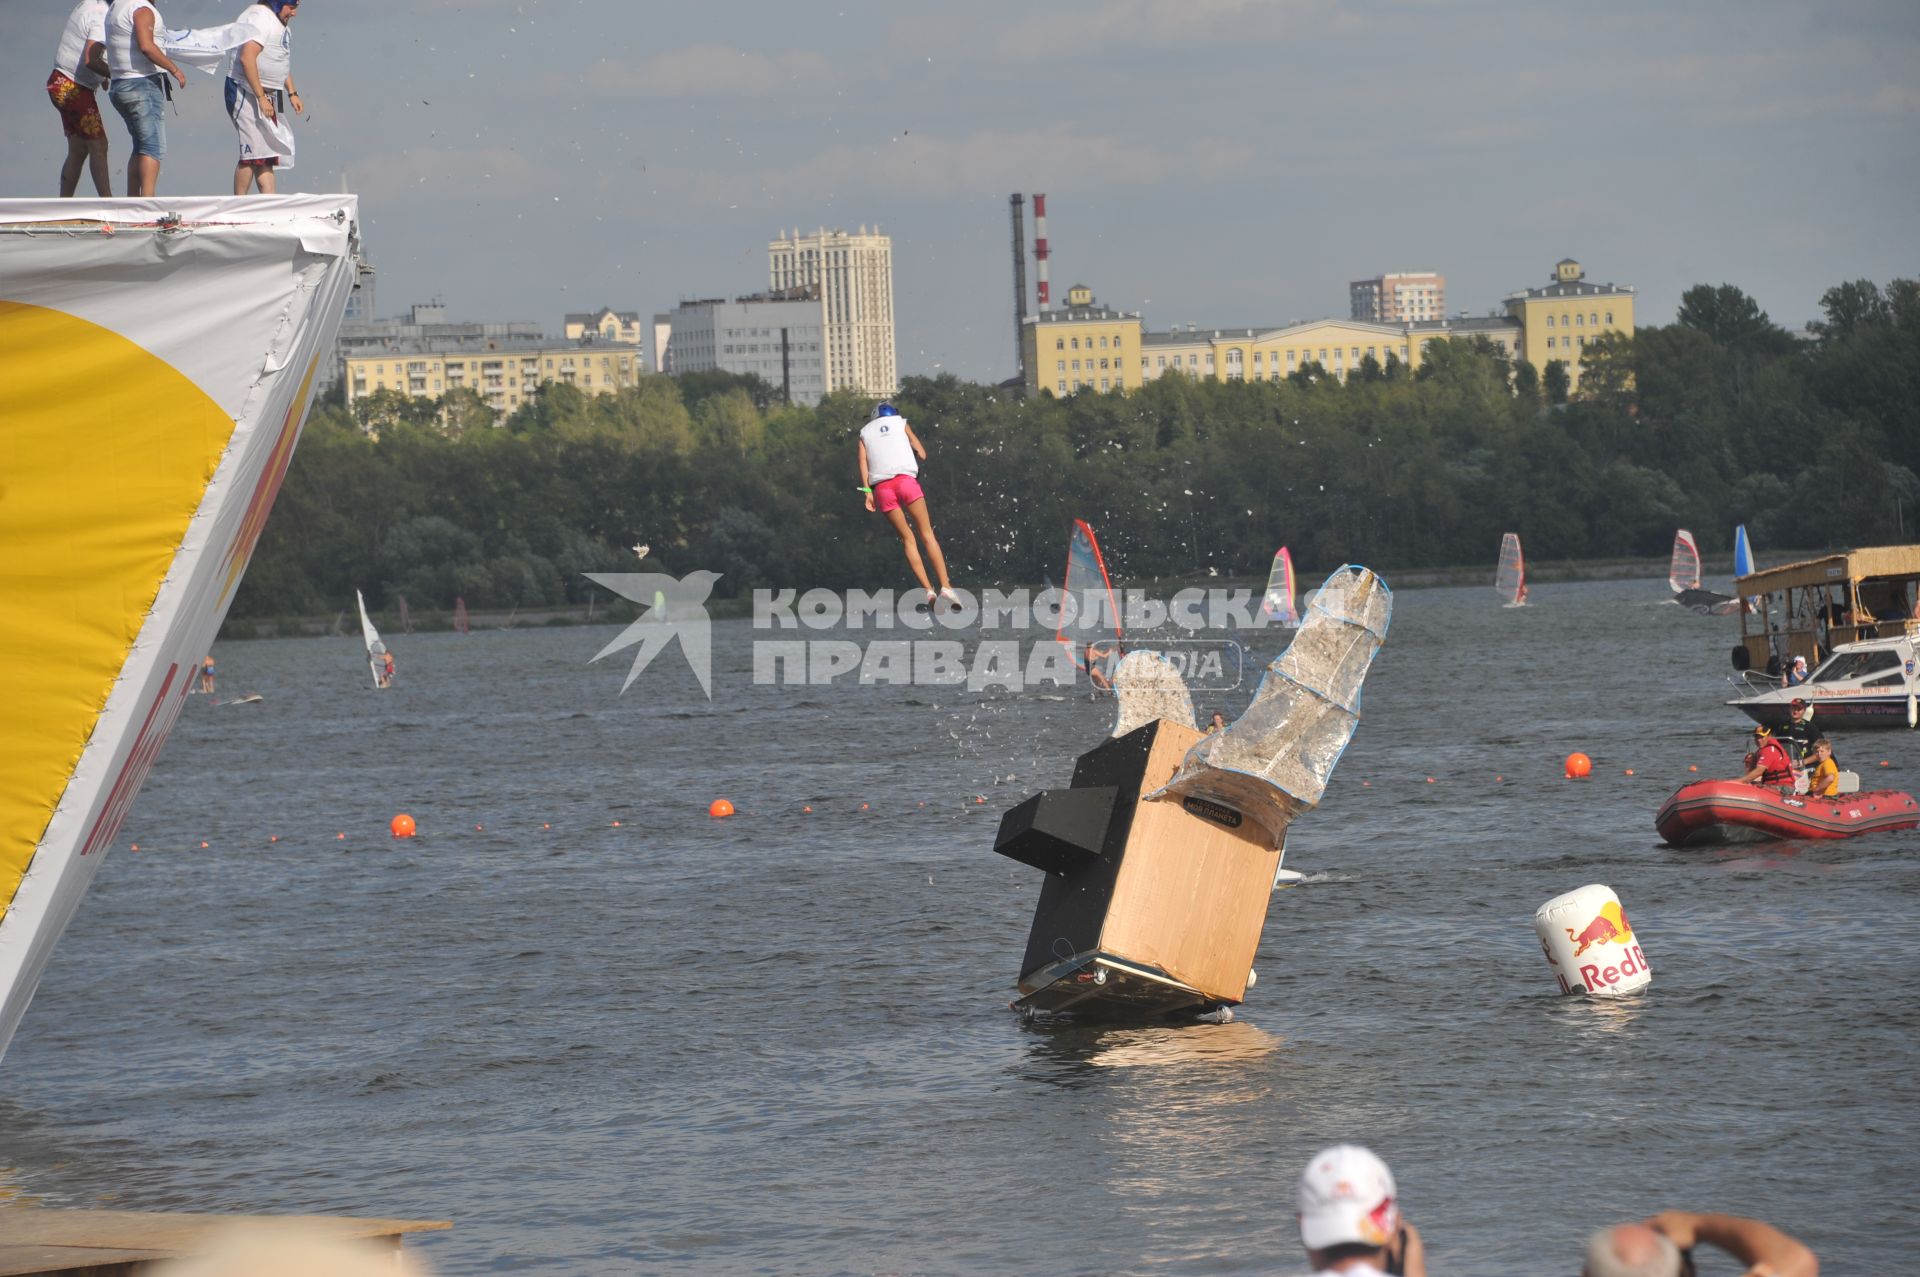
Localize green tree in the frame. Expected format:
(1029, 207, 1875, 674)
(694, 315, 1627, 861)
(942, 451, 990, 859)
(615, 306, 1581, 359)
(1543, 360, 1570, 405)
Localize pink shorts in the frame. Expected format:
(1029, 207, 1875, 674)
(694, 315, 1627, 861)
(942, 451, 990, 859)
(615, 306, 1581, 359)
(873, 473, 924, 513)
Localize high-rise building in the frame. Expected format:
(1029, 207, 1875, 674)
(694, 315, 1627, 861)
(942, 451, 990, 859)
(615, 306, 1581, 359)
(664, 287, 828, 406)
(1349, 272, 1446, 323)
(768, 226, 896, 398)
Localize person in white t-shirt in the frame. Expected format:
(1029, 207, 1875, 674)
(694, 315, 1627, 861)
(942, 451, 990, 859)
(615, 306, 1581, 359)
(858, 402, 957, 610)
(223, 0, 302, 193)
(47, 0, 113, 196)
(1296, 1145, 1426, 1276)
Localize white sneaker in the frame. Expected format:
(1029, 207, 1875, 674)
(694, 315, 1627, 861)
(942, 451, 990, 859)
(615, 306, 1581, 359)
(938, 587, 962, 611)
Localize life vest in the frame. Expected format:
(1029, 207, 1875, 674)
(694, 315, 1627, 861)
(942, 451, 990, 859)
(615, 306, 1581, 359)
(1756, 740, 1794, 787)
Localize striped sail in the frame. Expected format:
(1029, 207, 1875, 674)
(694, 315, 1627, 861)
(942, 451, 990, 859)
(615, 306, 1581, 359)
(1058, 519, 1122, 672)
(1670, 529, 1702, 593)
(1261, 546, 1299, 626)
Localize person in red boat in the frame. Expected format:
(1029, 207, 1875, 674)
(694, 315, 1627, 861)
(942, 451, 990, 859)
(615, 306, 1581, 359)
(1737, 725, 1795, 789)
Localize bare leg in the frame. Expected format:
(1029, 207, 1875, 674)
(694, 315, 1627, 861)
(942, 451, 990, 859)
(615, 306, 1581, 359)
(903, 498, 951, 592)
(60, 136, 87, 197)
(86, 137, 111, 195)
(883, 505, 934, 595)
(233, 163, 253, 195)
(257, 166, 276, 194)
(128, 155, 159, 197)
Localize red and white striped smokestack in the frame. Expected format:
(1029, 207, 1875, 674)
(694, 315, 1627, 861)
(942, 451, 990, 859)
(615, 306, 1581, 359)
(1033, 193, 1050, 311)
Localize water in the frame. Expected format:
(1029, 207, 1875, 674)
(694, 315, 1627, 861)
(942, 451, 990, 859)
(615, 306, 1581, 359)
(4, 578, 1917, 1274)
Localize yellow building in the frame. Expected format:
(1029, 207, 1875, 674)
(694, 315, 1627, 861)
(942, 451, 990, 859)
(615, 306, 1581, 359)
(1504, 259, 1636, 389)
(1022, 284, 1145, 395)
(1023, 259, 1629, 396)
(344, 337, 641, 416)
(564, 307, 645, 347)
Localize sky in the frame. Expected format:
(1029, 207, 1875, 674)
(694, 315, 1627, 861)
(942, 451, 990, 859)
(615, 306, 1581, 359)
(8, 0, 1917, 384)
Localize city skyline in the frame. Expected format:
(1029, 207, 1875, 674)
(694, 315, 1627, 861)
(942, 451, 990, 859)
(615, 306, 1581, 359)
(7, 0, 1914, 386)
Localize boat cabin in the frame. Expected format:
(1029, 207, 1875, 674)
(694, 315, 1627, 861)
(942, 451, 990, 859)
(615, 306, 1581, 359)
(1734, 545, 1920, 673)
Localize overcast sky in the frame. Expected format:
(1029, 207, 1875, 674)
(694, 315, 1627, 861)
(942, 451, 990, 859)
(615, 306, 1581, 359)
(9, 0, 1916, 383)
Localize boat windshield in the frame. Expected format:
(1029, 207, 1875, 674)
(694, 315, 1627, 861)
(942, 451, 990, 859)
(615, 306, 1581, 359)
(1811, 649, 1903, 684)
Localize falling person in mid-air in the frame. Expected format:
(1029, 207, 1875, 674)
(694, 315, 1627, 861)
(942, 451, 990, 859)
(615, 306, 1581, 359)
(858, 402, 957, 609)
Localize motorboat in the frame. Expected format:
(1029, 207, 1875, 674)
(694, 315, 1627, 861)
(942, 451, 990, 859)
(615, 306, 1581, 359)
(1656, 778, 1918, 846)
(1727, 634, 1919, 731)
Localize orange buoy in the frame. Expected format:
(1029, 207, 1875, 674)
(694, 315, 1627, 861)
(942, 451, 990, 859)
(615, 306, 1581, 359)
(475, 824, 484, 831)
(709, 799, 735, 819)
(1495, 775, 1503, 783)
(390, 813, 417, 839)
(270, 835, 278, 843)
(129, 843, 139, 851)
(860, 802, 870, 811)
(543, 822, 551, 830)
(611, 820, 622, 827)
(802, 805, 813, 814)
(1688, 764, 1698, 772)
(1624, 769, 1635, 776)
(1565, 752, 1592, 779)
(336, 833, 346, 840)
(1425, 776, 1436, 784)
(1882, 760, 1892, 767)
(975, 796, 986, 805)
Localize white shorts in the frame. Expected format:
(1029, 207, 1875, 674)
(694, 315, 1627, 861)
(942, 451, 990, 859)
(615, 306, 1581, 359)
(224, 79, 296, 168)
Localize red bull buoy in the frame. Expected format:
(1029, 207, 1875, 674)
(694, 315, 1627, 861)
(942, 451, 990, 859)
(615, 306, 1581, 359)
(1534, 884, 1651, 998)
(390, 813, 416, 839)
(1565, 752, 1592, 779)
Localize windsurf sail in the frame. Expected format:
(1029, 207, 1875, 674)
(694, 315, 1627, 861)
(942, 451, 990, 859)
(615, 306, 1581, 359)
(1261, 546, 1299, 626)
(356, 590, 386, 689)
(1733, 524, 1755, 580)
(1670, 530, 1702, 593)
(0, 194, 358, 1065)
(1496, 533, 1526, 607)
(453, 597, 470, 635)
(397, 594, 413, 633)
(1056, 519, 1123, 673)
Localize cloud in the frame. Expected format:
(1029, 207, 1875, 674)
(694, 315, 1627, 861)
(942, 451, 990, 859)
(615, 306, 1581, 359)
(582, 45, 834, 99)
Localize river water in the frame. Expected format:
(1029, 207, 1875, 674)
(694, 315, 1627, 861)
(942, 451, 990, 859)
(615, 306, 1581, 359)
(2, 576, 1916, 1274)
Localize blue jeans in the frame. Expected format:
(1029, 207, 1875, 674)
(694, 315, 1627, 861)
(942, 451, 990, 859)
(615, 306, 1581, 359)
(109, 75, 166, 160)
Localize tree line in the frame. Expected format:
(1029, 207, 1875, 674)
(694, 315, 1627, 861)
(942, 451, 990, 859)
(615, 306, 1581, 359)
(230, 276, 1920, 625)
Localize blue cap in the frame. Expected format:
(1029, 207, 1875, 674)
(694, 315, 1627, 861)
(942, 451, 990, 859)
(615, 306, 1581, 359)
(876, 403, 898, 417)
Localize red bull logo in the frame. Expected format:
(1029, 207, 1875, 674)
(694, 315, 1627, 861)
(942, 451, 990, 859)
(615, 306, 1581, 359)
(1565, 901, 1633, 957)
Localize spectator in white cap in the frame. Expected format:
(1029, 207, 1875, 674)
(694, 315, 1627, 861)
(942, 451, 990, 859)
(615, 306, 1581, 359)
(1296, 1144, 1425, 1276)
(1583, 1211, 1816, 1277)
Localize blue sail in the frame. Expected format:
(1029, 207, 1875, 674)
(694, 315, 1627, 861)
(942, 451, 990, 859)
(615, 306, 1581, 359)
(1733, 524, 1754, 580)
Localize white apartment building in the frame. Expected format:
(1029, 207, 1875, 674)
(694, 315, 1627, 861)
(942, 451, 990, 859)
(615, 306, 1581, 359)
(768, 225, 896, 398)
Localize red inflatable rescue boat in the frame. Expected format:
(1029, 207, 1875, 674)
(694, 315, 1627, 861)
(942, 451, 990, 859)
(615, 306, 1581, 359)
(1655, 780, 1920, 847)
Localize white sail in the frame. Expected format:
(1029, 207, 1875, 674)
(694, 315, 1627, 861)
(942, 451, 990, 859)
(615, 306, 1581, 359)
(0, 195, 358, 1065)
(356, 589, 386, 689)
(1496, 533, 1526, 607)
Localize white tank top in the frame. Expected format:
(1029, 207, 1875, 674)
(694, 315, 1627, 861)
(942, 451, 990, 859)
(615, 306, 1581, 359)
(106, 0, 161, 78)
(860, 416, 918, 482)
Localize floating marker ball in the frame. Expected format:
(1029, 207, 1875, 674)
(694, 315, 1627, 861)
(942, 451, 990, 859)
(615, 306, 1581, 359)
(1565, 752, 1592, 779)
(1534, 884, 1652, 999)
(390, 813, 416, 839)
(709, 799, 735, 819)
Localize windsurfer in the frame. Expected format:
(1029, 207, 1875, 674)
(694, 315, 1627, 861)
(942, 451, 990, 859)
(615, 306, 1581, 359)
(858, 403, 957, 610)
(379, 649, 395, 688)
(1085, 639, 1117, 694)
(198, 656, 216, 695)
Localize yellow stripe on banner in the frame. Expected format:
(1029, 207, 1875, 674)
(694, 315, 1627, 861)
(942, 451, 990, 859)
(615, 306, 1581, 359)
(0, 301, 234, 920)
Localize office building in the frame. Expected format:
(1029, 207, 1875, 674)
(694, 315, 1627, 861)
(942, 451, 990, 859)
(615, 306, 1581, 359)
(663, 287, 828, 405)
(1350, 272, 1446, 323)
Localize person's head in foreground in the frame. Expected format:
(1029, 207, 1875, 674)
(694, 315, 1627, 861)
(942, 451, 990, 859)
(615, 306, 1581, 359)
(1582, 1223, 1682, 1277)
(1298, 1144, 1397, 1272)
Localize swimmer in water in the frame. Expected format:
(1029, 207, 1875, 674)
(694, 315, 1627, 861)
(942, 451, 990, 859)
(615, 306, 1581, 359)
(858, 402, 958, 611)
